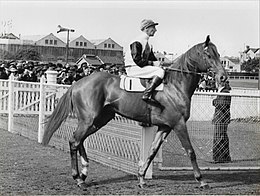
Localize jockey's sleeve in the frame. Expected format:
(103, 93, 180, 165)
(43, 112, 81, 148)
(130, 42, 149, 68)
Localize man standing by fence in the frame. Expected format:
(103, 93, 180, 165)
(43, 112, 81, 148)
(212, 81, 232, 163)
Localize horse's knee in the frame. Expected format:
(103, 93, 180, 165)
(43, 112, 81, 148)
(69, 138, 80, 151)
(187, 149, 196, 161)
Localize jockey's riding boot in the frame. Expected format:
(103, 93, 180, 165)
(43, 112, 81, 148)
(142, 76, 162, 102)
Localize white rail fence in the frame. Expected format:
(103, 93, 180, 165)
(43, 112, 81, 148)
(0, 75, 259, 178)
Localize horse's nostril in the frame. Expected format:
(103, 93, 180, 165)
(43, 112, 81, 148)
(220, 75, 226, 81)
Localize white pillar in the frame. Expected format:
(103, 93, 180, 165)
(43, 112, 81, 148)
(8, 74, 14, 133)
(140, 126, 156, 179)
(45, 69, 58, 84)
(38, 76, 46, 143)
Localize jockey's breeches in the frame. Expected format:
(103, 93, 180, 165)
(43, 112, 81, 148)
(126, 65, 165, 79)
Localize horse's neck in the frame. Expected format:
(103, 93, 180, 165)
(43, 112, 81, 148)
(167, 53, 200, 98)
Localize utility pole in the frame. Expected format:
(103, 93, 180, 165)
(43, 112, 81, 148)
(57, 25, 75, 64)
(258, 60, 260, 90)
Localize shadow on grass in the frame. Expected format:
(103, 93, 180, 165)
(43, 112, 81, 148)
(83, 170, 259, 189)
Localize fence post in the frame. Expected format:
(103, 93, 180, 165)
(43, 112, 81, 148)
(8, 74, 14, 133)
(38, 76, 46, 143)
(156, 146, 163, 169)
(46, 68, 58, 84)
(140, 126, 156, 179)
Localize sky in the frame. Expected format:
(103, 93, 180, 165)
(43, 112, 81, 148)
(0, 0, 259, 57)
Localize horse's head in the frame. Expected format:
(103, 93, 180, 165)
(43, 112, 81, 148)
(195, 35, 227, 88)
(184, 35, 227, 88)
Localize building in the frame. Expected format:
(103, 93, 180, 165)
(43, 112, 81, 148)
(70, 35, 95, 49)
(239, 45, 260, 63)
(76, 54, 103, 68)
(76, 54, 124, 69)
(90, 38, 123, 51)
(0, 33, 124, 65)
(35, 33, 66, 47)
(220, 57, 241, 72)
(154, 51, 172, 63)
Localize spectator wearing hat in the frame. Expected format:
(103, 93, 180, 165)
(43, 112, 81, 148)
(212, 80, 232, 163)
(0, 66, 8, 79)
(125, 19, 165, 103)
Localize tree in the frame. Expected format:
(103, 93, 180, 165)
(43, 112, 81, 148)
(14, 48, 41, 61)
(241, 58, 259, 72)
(0, 49, 15, 60)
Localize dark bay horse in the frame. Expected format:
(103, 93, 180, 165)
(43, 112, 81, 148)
(42, 35, 227, 189)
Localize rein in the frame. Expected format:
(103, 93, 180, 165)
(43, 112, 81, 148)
(162, 66, 203, 76)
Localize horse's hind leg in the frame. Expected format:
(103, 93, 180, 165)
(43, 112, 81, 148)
(69, 121, 96, 186)
(174, 118, 209, 189)
(70, 107, 115, 189)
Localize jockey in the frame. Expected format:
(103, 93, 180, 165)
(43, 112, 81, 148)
(125, 19, 165, 103)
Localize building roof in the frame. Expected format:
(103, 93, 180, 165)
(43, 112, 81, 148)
(227, 57, 240, 64)
(98, 56, 124, 65)
(20, 35, 45, 41)
(0, 33, 19, 39)
(250, 48, 260, 53)
(244, 47, 260, 54)
(77, 54, 103, 67)
(36, 33, 66, 44)
(90, 39, 106, 46)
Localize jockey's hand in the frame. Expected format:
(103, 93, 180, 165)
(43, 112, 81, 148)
(153, 61, 163, 67)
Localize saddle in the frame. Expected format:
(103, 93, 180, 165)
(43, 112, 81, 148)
(120, 75, 164, 92)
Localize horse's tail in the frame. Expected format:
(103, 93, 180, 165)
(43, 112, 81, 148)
(41, 87, 73, 146)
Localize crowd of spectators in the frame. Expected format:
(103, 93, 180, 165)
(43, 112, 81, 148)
(0, 60, 126, 85)
(197, 72, 217, 91)
(1, 60, 217, 90)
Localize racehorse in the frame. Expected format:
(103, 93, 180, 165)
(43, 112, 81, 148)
(41, 35, 227, 190)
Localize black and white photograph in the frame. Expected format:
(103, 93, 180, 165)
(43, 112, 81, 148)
(0, 0, 259, 195)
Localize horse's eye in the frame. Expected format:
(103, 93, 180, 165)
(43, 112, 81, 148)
(204, 51, 211, 59)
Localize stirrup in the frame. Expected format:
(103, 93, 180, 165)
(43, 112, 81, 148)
(142, 94, 152, 101)
(142, 95, 160, 105)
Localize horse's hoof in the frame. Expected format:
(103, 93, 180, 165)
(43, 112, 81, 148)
(199, 182, 210, 189)
(77, 182, 88, 191)
(138, 182, 146, 189)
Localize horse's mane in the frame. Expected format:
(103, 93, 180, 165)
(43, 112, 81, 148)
(164, 44, 203, 83)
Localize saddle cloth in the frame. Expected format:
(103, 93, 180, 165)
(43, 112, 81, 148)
(120, 75, 164, 92)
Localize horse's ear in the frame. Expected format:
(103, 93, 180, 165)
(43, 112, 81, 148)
(204, 35, 210, 47)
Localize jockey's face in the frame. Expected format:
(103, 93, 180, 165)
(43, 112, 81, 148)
(145, 26, 157, 37)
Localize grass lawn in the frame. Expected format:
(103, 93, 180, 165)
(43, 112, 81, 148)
(229, 79, 259, 89)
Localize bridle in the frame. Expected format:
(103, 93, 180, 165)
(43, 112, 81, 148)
(162, 46, 214, 77)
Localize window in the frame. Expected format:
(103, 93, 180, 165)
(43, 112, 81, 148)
(54, 40, 57, 45)
(162, 58, 165, 62)
(104, 43, 107, 48)
(45, 39, 48, 44)
(84, 42, 87, 47)
(112, 44, 115, 48)
(50, 40, 53, 45)
(76, 42, 79, 46)
(80, 42, 83, 46)
(108, 44, 111, 48)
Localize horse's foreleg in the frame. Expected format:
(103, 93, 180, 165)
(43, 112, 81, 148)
(174, 118, 209, 189)
(138, 127, 170, 188)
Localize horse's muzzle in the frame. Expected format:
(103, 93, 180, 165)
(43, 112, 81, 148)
(220, 75, 227, 82)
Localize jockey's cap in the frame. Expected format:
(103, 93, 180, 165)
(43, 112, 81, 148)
(140, 19, 158, 31)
